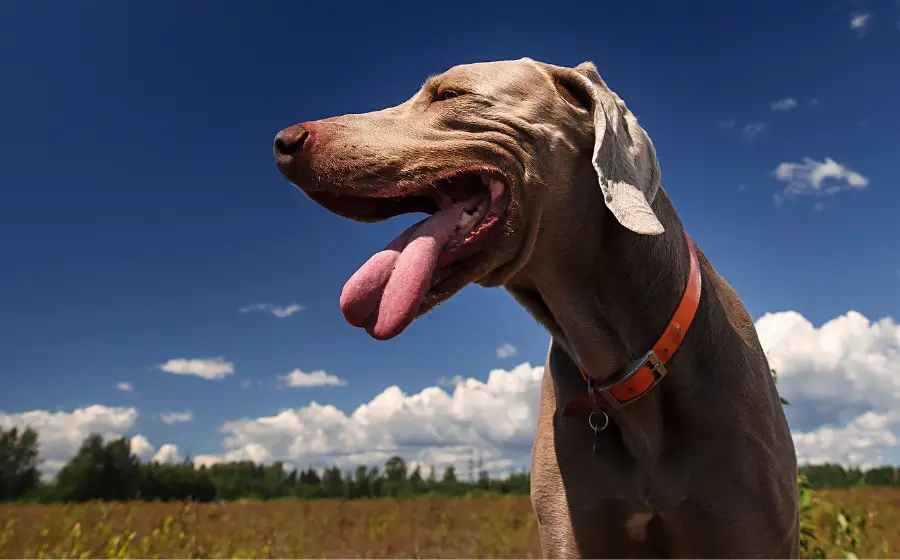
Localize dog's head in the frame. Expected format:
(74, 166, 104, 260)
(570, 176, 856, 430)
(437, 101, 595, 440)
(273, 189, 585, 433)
(273, 58, 662, 340)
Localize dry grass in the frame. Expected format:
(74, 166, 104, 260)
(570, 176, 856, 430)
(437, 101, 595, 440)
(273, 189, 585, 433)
(0, 497, 541, 558)
(0, 489, 898, 558)
(808, 488, 900, 558)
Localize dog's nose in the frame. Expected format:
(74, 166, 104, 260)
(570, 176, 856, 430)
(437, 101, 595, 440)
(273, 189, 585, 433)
(273, 125, 310, 158)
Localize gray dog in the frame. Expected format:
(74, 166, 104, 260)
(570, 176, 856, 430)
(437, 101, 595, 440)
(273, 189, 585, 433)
(273, 58, 799, 558)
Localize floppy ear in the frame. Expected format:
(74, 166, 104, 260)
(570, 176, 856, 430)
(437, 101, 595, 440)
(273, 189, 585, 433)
(572, 61, 664, 235)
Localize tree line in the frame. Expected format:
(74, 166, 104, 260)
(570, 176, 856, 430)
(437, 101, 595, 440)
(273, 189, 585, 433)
(2, 425, 898, 503)
(0, 426, 528, 503)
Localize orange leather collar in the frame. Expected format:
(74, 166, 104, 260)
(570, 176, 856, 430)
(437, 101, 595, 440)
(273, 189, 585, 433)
(561, 230, 702, 417)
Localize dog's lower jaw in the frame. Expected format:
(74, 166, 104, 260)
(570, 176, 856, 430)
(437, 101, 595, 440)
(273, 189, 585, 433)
(475, 206, 541, 290)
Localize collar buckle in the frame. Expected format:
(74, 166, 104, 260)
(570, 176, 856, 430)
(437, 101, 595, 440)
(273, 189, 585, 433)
(643, 350, 667, 383)
(596, 349, 668, 410)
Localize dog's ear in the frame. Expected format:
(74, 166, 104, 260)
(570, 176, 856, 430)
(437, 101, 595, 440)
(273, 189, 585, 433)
(567, 61, 664, 235)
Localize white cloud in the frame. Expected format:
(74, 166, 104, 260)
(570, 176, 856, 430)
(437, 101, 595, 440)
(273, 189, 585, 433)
(792, 411, 899, 469)
(0, 405, 138, 476)
(850, 12, 871, 33)
(160, 410, 194, 424)
(496, 343, 518, 359)
(11, 311, 900, 475)
(195, 362, 544, 476)
(130, 435, 181, 464)
(116, 382, 134, 392)
(773, 157, 868, 207)
(153, 444, 182, 464)
(239, 302, 304, 318)
(757, 311, 900, 430)
(757, 310, 900, 466)
(129, 434, 154, 459)
(191, 309, 900, 473)
(741, 122, 766, 141)
(159, 357, 234, 380)
(770, 98, 798, 111)
(278, 369, 347, 388)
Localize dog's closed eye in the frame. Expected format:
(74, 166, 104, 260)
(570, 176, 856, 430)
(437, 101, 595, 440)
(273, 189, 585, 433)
(434, 88, 465, 102)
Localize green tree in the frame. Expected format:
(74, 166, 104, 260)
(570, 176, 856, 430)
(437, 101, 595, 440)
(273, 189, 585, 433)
(426, 464, 437, 490)
(441, 465, 457, 484)
(408, 465, 424, 494)
(383, 456, 409, 497)
(55, 434, 141, 502)
(384, 456, 407, 482)
(0, 426, 41, 501)
(321, 466, 344, 498)
(295, 467, 325, 498)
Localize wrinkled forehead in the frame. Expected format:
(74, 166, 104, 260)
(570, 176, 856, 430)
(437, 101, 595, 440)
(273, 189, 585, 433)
(425, 58, 554, 96)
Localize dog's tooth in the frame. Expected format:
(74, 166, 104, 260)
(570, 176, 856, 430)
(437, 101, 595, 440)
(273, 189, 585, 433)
(458, 211, 476, 229)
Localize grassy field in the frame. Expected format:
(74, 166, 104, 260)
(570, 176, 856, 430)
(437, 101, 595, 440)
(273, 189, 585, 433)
(1, 489, 899, 558)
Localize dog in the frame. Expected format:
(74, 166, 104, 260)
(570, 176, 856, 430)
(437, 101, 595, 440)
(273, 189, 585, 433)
(273, 57, 800, 558)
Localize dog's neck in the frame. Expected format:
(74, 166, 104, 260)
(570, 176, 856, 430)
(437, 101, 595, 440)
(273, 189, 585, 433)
(505, 186, 692, 457)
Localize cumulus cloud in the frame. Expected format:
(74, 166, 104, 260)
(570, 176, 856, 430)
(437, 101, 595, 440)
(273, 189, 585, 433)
(153, 444, 182, 464)
(194, 362, 544, 476)
(0, 405, 138, 476)
(278, 369, 347, 388)
(159, 357, 234, 380)
(160, 410, 194, 424)
(770, 98, 798, 111)
(116, 382, 134, 392)
(129, 434, 154, 458)
(850, 12, 871, 33)
(239, 302, 304, 318)
(773, 157, 868, 206)
(496, 343, 518, 359)
(741, 122, 766, 141)
(130, 435, 181, 464)
(10, 311, 899, 475)
(756, 311, 900, 430)
(190, 309, 900, 472)
(757, 310, 900, 466)
(792, 411, 899, 469)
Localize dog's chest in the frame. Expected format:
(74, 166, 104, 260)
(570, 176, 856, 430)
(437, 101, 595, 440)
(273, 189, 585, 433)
(531, 410, 686, 557)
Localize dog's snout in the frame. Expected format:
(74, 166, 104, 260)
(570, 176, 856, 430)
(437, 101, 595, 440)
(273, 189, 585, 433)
(274, 125, 310, 158)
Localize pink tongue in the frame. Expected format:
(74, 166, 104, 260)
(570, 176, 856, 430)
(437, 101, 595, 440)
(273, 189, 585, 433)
(339, 202, 468, 340)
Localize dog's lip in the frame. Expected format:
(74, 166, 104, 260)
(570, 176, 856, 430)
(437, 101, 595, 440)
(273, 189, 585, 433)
(305, 166, 511, 198)
(302, 166, 514, 224)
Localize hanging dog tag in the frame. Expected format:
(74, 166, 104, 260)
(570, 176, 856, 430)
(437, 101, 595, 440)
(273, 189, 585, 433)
(586, 378, 609, 457)
(588, 410, 609, 457)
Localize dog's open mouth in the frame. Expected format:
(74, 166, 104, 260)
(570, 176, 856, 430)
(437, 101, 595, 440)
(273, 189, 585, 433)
(307, 170, 508, 340)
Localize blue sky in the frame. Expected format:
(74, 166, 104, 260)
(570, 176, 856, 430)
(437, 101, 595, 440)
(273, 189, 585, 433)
(2, 0, 899, 475)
